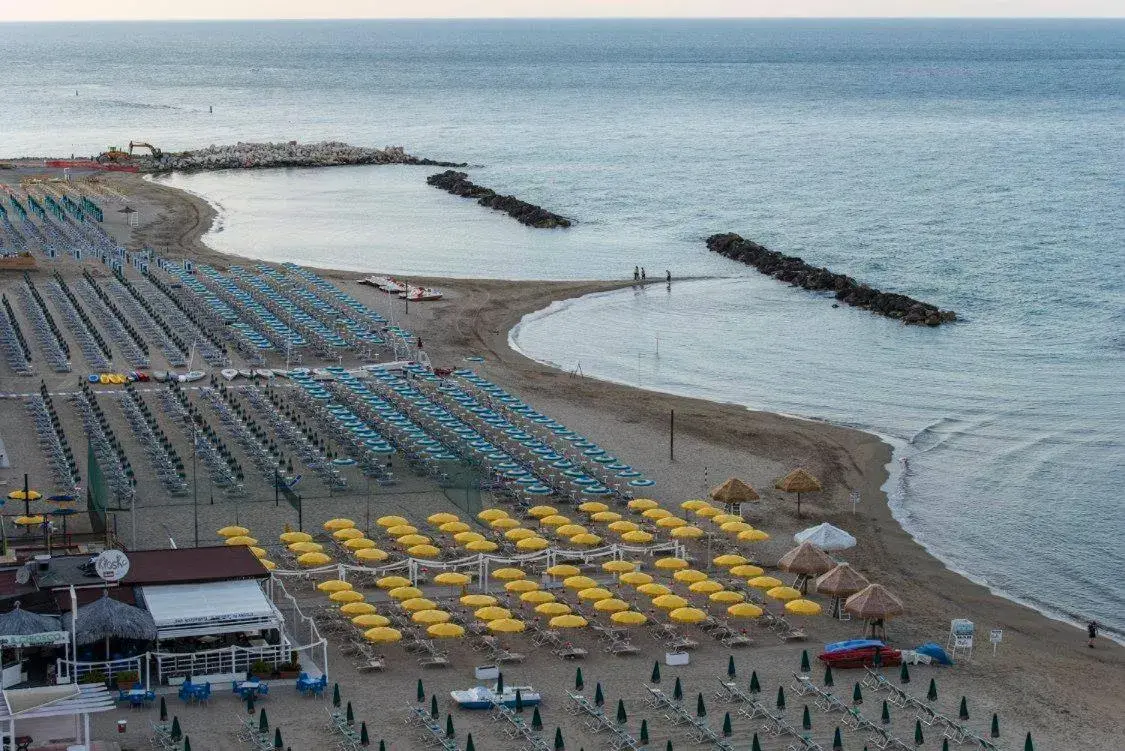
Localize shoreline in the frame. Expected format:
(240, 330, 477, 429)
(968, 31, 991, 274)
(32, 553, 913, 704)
(107, 170, 1121, 746)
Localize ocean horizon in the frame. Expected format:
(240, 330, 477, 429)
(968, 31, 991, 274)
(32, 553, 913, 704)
(2, 18, 1122, 641)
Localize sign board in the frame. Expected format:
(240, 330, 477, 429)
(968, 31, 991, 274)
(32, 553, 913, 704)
(94, 549, 130, 582)
(989, 629, 1002, 644)
(954, 635, 973, 649)
(0, 631, 69, 648)
(849, 491, 860, 514)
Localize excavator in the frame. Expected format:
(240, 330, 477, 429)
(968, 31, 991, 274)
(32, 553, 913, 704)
(128, 141, 162, 158)
(96, 141, 162, 165)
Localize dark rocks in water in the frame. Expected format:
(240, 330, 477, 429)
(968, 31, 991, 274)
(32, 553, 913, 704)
(427, 171, 572, 229)
(705, 233, 957, 326)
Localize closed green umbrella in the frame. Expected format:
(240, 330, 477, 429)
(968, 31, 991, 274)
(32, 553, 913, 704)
(722, 712, 732, 737)
(833, 727, 843, 751)
(360, 722, 369, 746)
(246, 693, 255, 715)
(752, 734, 762, 751)
(696, 692, 706, 718)
(673, 677, 683, 701)
(170, 717, 182, 741)
(800, 649, 810, 674)
(853, 682, 863, 705)
(554, 726, 565, 751)
(727, 655, 736, 678)
(417, 678, 425, 703)
(1024, 732, 1034, 751)
(379, 742, 386, 751)
(575, 667, 584, 691)
(515, 688, 524, 713)
(749, 671, 760, 694)
(651, 661, 661, 684)
(183, 737, 191, 751)
(665, 743, 673, 751)
(881, 700, 890, 724)
(958, 696, 969, 720)
(802, 705, 811, 730)
(496, 671, 505, 695)
(333, 683, 341, 708)
(429, 693, 439, 720)
(258, 708, 269, 734)
(899, 662, 910, 684)
(615, 698, 627, 724)
(595, 682, 604, 707)
(639, 719, 649, 744)
(776, 685, 786, 711)
(273, 728, 283, 749)
(941, 740, 949, 751)
(823, 665, 834, 687)
(532, 707, 543, 731)
(927, 678, 937, 702)
(990, 713, 1000, 738)
(346, 701, 355, 726)
(159, 697, 167, 722)
(914, 719, 924, 746)
(445, 714, 454, 738)
(466, 734, 475, 751)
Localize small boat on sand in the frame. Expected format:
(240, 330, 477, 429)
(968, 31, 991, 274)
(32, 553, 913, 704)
(254, 369, 275, 379)
(450, 685, 540, 710)
(179, 370, 206, 383)
(238, 369, 253, 378)
(221, 368, 239, 381)
(152, 371, 168, 382)
(403, 286, 443, 302)
(271, 369, 289, 378)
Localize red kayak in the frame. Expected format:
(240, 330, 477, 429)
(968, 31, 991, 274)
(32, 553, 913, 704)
(818, 646, 902, 669)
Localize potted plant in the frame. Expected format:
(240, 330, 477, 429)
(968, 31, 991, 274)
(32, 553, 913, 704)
(113, 669, 140, 688)
(275, 651, 301, 679)
(79, 670, 107, 685)
(249, 660, 272, 680)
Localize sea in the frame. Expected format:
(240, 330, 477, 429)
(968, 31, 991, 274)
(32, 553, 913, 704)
(1, 19, 1122, 641)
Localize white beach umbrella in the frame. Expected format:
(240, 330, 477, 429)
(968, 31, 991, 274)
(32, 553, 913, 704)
(794, 522, 857, 551)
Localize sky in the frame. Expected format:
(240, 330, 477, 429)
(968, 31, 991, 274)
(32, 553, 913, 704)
(2, 0, 1121, 21)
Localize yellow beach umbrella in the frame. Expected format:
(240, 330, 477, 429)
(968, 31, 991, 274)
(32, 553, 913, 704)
(642, 508, 672, 521)
(590, 511, 623, 523)
(688, 579, 724, 594)
(694, 506, 720, 519)
(619, 571, 653, 586)
(578, 501, 609, 513)
(637, 583, 672, 597)
(549, 614, 588, 629)
(728, 602, 764, 619)
(555, 524, 588, 537)
(439, 521, 470, 534)
(428, 512, 460, 525)
(387, 525, 419, 537)
(671, 526, 704, 539)
(344, 537, 376, 550)
(528, 505, 558, 518)
(400, 598, 438, 612)
(363, 626, 402, 643)
(490, 518, 521, 530)
(713, 554, 749, 568)
(669, 607, 707, 624)
(654, 557, 688, 571)
(680, 499, 709, 511)
(505, 579, 540, 593)
(545, 564, 580, 577)
(520, 590, 555, 604)
(491, 567, 526, 581)
(627, 498, 659, 511)
(428, 623, 465, 638)
(720, 521, 752, 534)
(323, 518, 355, 531)
(539, 514, 571, 527)
(656, 516, 687, 529)
(329, 590, 365, 603)
(407, 544, 441, 558)
(563, 575, 597, 590)
(289, 541, 323, 554)
(248, 547, 267, 559)
(218, 525, 250, 538)
(767, 586, 803, 602)
(516, 537, 549, 551)
(225, 535, 257, 546)
(673, 569, 708, 584)
(297, 552, 331, 566)
(388, 586, 424, 600)
(454, 531, 485, 544)
(317, 579, 353, 593)
(279, 531, 312, 543)
(341, 602, 376, 615)
(333, 527, 365, 540)
(506, 528, 536, 541)
(593, 598, 630, 612)
(412, 609, 452, 624)
(569, 533, 602, 546)
(577, 587, 613, 602)
(351, 614, 390, 628)
(8, 490, 41, 502)
(729, 564, 765, 578)
(376, 515, 409, 528)
(738, 529, 771, 542)
(710, 590, 745, 604)
(601, 560, 636, 573)
(786, 599, 823, 616)
(434, 571, 471, 586)
(487, 618, 526, 633)
(396, 534, 430, 547)
(376, 575, 412, 589)
(535, 602, 572, 616)
(652, 594, 689, 610)
(466, 540, 499, 552)
(258, 560, 277, 571)
(711, 513, 742, 525)
(477, 508, 508, 522)
(354, 547, 389, 562)
(611, 610, 648, 625)
(749, 576, 783, 590)
(460, 594, 498, 607)
(607, 520, 639, 533)
(621, 530, 654, 544)
(474, 606, 512, 621)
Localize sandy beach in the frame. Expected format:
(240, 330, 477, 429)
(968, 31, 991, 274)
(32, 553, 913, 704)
(0, 169, 1120, 750)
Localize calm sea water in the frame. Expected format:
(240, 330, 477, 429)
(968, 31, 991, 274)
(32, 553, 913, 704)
(1, 19, 1122, 639)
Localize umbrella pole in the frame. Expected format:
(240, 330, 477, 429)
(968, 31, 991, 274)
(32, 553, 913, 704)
(23, 474, 30, 516)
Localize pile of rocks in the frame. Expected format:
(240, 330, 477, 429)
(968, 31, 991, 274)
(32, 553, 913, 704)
(426, 171, 572, 229)
(706, 233, 957, 326)
(145, 141, 464, 172)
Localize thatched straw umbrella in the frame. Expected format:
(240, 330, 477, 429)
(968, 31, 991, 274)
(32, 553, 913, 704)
(815, 563, 870, 618)
(844, 584, 904, 639)
(777, 541, 836, 593)
(63, 591, 157, 656)
(0, 602, 60, 635)
(709, 478, 760, 516)
(775, 469, 822, 517)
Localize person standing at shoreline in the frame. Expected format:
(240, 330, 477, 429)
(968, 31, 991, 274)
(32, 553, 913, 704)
(633, 266, 640, 281)
(640, 267, 646, 280)
(1087, 620, 1098, 648)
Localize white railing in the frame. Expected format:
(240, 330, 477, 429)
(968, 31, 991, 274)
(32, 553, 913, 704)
(152, 643, 285, 684)
(269, 576, 329, 680)
(56, 655, 143, 686)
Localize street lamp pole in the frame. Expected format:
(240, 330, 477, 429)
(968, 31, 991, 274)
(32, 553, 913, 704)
(192, 429, 199, 548)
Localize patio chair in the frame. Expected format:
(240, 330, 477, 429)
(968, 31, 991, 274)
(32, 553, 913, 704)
(177, 682, 195, 703)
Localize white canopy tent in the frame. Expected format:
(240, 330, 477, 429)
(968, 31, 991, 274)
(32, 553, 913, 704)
(138, 580, 281, 639)
(0, 684, 115, 750)
(794, 522, 857, 551)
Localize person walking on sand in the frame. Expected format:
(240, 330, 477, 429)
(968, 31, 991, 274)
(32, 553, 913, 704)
(665, 269, 671, 283)
(640, 267, 646, 281)
(633, 266, 640, 281)
(1087, 620, 1098, 648)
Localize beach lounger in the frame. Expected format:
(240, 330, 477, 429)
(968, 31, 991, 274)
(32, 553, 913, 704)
(555, 646, 589, 660)
(606, 642, 640, 656)
(353, 657, 385, 672)
(419, 655, 450, 669)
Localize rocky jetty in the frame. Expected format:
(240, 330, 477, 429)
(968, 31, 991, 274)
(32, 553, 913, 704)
(143, 141, 465, 172)
(426, 170, 572, 229)
(707, 233, 957, 326)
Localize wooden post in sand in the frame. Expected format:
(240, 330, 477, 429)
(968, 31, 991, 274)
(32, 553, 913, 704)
(670, 410, 675, 462)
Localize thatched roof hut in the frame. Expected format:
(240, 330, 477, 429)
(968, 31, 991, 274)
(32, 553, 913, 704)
(775, 469, 822, 516)
(844, 584, 904, 621)
(0, 602, 60, 635)
(62, 591, 157, 645)
(815, 563, 870, 597)
(709, 478, 760, 505)
(777, 542, 836, 576)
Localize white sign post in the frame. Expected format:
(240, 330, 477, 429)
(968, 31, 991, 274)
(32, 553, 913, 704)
(990, 629, 1003, 655)
(849, 491, 860, 514)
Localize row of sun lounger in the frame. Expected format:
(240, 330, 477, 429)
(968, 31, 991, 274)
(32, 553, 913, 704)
(21, 278, 72, 372)
(0, 295, 34, 376)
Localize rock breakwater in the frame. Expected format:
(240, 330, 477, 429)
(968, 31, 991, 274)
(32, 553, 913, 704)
(427, 171, 572, 229)
(143, 141, 465, 172)
(707, 233, 957, 326)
